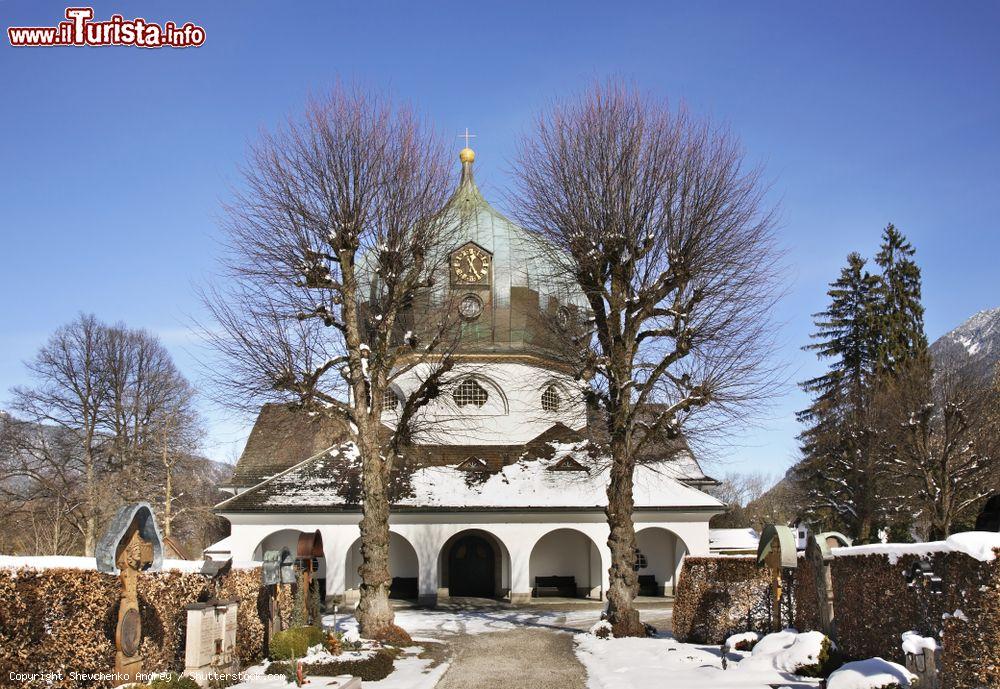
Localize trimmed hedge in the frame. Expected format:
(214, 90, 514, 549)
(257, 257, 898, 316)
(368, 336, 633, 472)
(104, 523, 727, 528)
(266, 649, 396, 682)
(675, 547, 1000, 689)
(0, 566, 281, 689)
(831, 549, 1000, 689)
(673, 556, 773, 644)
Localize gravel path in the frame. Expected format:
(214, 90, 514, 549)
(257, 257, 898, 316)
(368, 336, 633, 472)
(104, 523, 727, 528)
(434, 627, 587, 689)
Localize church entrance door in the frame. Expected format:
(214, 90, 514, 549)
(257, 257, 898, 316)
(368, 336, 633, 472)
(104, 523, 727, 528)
(448, 534, 495, 597)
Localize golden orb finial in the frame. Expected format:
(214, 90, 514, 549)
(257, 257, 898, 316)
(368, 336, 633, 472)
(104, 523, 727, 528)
(459, 147, 475, 164)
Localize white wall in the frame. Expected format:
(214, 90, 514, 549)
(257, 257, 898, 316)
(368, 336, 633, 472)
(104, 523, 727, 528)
(382, 362, 588, 446)
(528, 528, 602, 598)
(222, 509, 707, 604)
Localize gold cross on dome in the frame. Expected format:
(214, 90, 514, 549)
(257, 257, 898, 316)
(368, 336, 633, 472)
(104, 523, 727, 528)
(459, 128, 476, 148)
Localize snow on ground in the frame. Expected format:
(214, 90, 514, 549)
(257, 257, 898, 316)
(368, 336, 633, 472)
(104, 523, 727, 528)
(832, 531, 1000, 563)
(228, 645, 448, 689)
(735, 630, 829, 674)
(826, 658, 916, 689)
(324, 607, 601, 638)
(575, 632, 822, 689)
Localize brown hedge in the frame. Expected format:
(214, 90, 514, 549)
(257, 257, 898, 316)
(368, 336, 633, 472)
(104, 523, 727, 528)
(831, 549, 1000, 689)
(793, 553, 822, 633)
(673, 556, 775, 644)
(0, 566, 276, 689)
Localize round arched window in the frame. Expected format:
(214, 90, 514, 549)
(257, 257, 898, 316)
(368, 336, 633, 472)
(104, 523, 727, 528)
(541, 385, 560, 412)
(453, 378, 489, 407)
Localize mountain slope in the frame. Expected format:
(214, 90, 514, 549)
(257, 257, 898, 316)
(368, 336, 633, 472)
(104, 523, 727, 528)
(929, 307, 1000, 383)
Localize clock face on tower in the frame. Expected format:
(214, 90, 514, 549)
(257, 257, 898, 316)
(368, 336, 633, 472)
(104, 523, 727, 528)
(451, 244, 490, 284)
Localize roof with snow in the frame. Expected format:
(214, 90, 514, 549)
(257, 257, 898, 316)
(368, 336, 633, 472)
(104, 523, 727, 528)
(216, 439, 724, 514)
(709, 528, 760, 552)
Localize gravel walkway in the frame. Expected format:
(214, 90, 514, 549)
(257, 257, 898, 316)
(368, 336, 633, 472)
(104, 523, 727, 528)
(434, 627, 587, 689)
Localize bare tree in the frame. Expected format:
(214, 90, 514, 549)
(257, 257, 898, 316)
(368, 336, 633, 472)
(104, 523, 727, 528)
(512, 81, 781, 636)
(10, 314, 110, 555)
(709, 471, 774, 529)
(5, 316, 207, 556)
(883, 366, 999, 539)
(202, 85, 458, 636)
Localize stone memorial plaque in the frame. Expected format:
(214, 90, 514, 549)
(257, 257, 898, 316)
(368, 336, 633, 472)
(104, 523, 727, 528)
(184, 600, 239, 687)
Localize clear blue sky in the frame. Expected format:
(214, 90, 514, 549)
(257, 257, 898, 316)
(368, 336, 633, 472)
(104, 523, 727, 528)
(2, 1, 998, 475)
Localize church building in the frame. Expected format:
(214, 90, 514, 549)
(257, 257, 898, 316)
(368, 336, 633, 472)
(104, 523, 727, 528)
(211, 145, 724, 606)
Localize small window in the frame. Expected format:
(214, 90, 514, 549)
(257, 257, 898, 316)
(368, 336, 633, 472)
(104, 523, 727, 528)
(634, 548, 648, 570)
(541, 385, 560, 412)
(381, 392, 399, 412)
(453, 378, 488, 407)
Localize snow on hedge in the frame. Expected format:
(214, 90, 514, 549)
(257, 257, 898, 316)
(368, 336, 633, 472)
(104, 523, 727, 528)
(0, 555, 258, 573)
(723, 631, 760, 652)
(831, 531, 1000, 564)
(826, 658, 916, 689)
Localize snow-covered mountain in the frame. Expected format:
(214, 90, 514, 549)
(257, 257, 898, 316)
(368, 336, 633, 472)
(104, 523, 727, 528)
(929, 307, 1000, 383)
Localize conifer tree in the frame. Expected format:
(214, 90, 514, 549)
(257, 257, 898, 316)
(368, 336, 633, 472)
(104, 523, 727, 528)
(874, 224, 928, 376)
(796, 253, 889, 540)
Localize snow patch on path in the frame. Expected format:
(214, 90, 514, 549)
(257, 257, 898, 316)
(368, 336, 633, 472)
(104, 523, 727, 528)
(574, 633, 822, 689)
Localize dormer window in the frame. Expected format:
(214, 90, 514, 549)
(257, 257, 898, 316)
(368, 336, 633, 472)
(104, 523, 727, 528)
(453, 378, 488, 407)
(548, 456, 589, 472)
(456, 456, 489, 472)
(541, 385, 560, 412)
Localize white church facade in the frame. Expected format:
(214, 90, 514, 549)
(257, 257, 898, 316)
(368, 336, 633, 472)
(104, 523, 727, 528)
(211, 145, 724, 606)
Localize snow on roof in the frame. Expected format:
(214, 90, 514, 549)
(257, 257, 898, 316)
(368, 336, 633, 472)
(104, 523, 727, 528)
(832, 531, 1000, 564)
(0, 555, 257, 573)
(709, 528, 760, 551)
(203, 535, 233, 554)
(217, 440, 724, 512)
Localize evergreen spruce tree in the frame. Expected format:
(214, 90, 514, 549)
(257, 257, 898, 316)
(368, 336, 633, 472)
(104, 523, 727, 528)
(796, 226, 931, 542)
(796, 253, 887, 540)
(874, 224, 928, 375)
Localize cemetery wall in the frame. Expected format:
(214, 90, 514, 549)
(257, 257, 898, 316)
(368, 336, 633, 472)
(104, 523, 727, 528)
(831, 549, 1000, 689)
(0, 565, 280, 689)
(675, 544, 1000, 689)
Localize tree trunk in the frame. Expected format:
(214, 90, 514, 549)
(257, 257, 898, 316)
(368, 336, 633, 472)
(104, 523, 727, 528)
(164, 464, 173, 538)
(84, 448, 97, 557)
(355, 430, 395, 638)
(604, 438, 644, 637)
(163, 434, 173, 538)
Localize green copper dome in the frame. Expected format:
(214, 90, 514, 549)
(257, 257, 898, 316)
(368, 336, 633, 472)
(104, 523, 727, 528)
(428, 150, 588, 360)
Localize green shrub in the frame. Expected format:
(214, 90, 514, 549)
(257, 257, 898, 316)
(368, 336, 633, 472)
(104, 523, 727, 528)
(266, 649, 395, 681)
(148, 674, 201, 689)
(794, 635, 841, 678)
(269, 626, 327, 660)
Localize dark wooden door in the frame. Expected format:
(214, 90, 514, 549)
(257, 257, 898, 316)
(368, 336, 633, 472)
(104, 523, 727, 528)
(448, 535, 495, 597)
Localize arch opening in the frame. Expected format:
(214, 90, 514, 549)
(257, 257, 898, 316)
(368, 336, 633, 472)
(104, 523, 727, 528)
(344, 531, 420, 602)
(635, 527, 689, 597)
(253, 529, 328, 599)
(438, 529, 510, 599)
(528, 528, 603, 599)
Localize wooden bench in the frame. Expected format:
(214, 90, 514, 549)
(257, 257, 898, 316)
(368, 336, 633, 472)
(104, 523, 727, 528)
(389, 577, 418, 599)
(533, 575, 577, 597)
(637, 574, 660, 597)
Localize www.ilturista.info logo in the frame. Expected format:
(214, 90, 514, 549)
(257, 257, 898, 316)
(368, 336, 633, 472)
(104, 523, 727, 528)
(8, 7, 206, 48)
